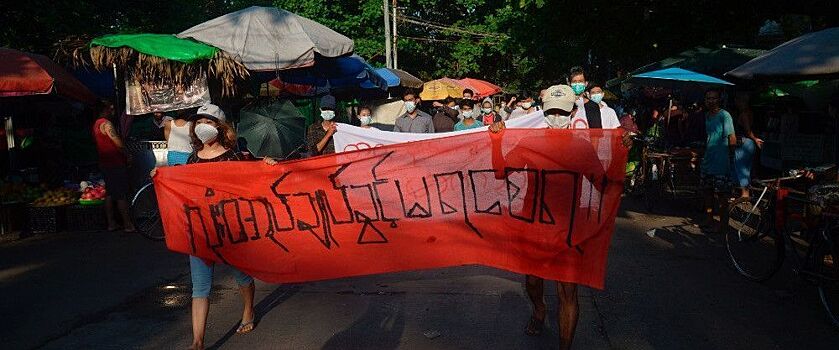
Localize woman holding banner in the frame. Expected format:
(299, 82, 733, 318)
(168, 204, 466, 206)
(152, 103, 278, 350)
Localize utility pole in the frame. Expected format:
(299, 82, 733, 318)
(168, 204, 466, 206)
(392, 0, 398, 69)
(383, 0, 392, 69)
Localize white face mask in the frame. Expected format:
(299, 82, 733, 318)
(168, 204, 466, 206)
(521, 102, 533, 109)
(194, 123, 219, 144)
(545, 114, 571, 129)
(359, 115, 372, 125)
(481, 108, 492, 114)
(321, 110, 335, 121)
(404, 101, 416, 113)
(462, 110, 474, 118)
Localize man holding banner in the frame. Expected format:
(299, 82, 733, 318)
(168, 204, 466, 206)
(490, 84, 625, 350)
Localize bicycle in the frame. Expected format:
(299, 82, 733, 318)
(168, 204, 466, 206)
(130, 181, 164, 241)
(633, 136, 702, 213)
(726, 170, 839, 328)
(130, 143, 308, 242)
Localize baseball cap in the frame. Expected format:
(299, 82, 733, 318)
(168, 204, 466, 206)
(194, 103, 226, 122)
(542, 85, 576, 113)
(320, 95, 336, 110)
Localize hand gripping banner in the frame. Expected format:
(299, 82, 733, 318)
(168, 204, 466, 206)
(154, 129, 628, 289)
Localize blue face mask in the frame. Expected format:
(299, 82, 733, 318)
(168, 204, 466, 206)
(590, 93, 604, 104)
(571, 83, 586, 95)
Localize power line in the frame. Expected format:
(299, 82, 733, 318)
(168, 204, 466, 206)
(398, 16, 507, 39)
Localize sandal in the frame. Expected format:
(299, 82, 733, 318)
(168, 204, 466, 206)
(524, 315, 544, 336)
(236, 320, 255, 335)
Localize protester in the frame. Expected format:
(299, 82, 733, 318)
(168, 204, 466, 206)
(508, 95, 538, 120)
(91, 101, 136, 233)
(151, 104, 277, 350)
(462, 88, 474, 101)
(498, 95, 518, 120)
(454, 100, 484, 131)
(732, 93, 763, 198)
(306, 95, 338, 155)
(588, 84, 622, 129)
(357, 106, 377, 129)
(479, 97, 500, 125)
(488, 84, 590, 350)
(568, 66, 604, 129)
(432, 97, 460, 132)
(163, 112, 193, 166)
(393, 91, 434, 133)
(700, 88, 736, 232)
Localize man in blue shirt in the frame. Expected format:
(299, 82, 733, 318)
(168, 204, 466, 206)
(701, 88, 736, 232)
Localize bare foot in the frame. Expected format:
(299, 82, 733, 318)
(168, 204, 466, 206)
(188, 341, 203, 350)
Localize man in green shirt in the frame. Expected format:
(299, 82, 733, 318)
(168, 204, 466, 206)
(700, 88, 736, 232)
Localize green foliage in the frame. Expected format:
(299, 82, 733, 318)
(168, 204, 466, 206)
(1, 0, 835, 96)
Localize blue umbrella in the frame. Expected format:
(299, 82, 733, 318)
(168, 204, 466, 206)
(361, 68, 400, 89)
(280, 54, 387, 90)
(632, 67, 734, 85)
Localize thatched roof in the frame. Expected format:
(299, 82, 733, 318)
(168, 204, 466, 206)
(54, 35, 249, 96)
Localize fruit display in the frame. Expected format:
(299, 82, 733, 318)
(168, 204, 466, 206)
(31, 188, 78, 207)
(79, 181, 106, 204)
(0, 181, 44, 204)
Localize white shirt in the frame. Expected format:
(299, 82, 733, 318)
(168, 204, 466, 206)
(570, 98, 621, 130)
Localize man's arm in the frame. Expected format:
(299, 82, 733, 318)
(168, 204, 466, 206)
(393, 119, 402, 133)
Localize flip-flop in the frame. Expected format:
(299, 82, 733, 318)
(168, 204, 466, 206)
(524, 315, 544, 336)
(236, 320, 255, 335)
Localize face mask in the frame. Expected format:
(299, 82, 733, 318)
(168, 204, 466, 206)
(590, 93, 604, 104)
(462, 111, 474, 118)
(359, 115, 372, 125)
(194, 123, 219, 144)
(521, 102, 533, 109)
(545, 114, 571, 129)
(321, 110, 335, 121)
(481, 108, 492, 114)
(571, 83, 586, 95)
(404, 101, 416, 112)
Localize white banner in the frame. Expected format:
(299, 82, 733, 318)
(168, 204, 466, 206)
(334, 111, 547, 153)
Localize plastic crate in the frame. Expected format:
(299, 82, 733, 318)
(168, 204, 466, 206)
(65, 204, 106, 232)
(27, 205, 67, 233)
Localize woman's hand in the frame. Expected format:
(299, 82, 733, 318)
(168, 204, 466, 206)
(326, 122, 338, 136)
(263, 157, 278, 166)
(149, 167, 158, 178)
(754, 137, 764, 149)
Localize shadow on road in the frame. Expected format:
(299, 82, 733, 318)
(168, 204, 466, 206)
(206, 285, 299, 350)
(321, 296, 406, 350)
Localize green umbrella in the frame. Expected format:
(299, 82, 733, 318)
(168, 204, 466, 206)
(237, 100, 307, 159)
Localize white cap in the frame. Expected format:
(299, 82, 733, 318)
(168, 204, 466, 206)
(542, 85, 577, 112)
(195, 103, 226, 122)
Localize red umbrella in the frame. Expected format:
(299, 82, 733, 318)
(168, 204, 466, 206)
(0, 48, 97, 104)
(458, 78, 502, 99)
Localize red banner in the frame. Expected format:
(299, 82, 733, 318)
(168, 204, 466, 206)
(155, 129, 628, 289)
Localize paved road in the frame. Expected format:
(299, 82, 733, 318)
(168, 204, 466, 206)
(2, 198, 838, 349)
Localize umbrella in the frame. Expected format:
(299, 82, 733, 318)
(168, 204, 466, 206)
(361, 68, 400, 89)
(389, 68, 423, 88)
(420, 78, 465, 100)
(0, 48, 97, 104)
(727, 27, 839, 80)
(631, 68, 734, 86)
(237, 100, 307, 159)
(177, 6, 354, 71)
(279, 54, 387, 90)
(458, 78, 502, 99)
(261, 77, 317, 97)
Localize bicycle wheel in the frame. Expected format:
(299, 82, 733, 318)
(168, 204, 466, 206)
(130, 183, 165, 241)
(726, 197, 784, 281)
(816, 227, 839, 329)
